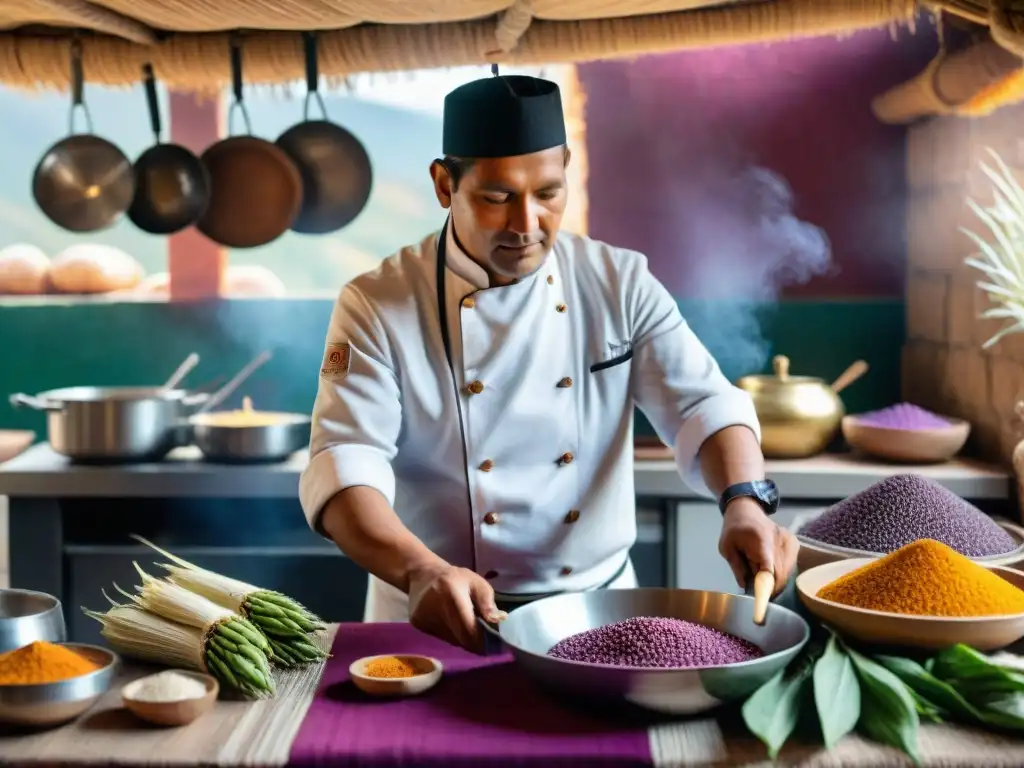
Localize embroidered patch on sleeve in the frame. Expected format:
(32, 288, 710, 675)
(320, 342, 351, 379)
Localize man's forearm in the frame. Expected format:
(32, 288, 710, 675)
(697, 425, 765, 497)
(320, 486, 448, 594)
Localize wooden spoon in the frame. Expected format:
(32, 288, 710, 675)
(830, 360, 869, 395)
(751, 570, 774, 626)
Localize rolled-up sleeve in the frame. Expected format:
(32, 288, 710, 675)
(628, 256, 761, 497)
(299, 285, 402, 534)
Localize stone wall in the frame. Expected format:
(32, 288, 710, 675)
(904, 106, 1024, 464)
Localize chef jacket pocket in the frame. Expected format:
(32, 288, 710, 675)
(590, 348, 634, 373)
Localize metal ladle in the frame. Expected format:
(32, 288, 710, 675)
(161, 353, 200, 392)
(195, 351, 272, 414)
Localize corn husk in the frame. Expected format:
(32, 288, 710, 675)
(131, 534, 328, 668)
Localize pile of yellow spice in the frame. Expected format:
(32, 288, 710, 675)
(818, 539, 1024, 617)
(363, 656, 423, 679)
(0, 641, 102, 685)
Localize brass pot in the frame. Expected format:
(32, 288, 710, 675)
(736, 355, 845, 459)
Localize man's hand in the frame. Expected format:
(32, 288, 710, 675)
(717, 498, 798, 595)
(407, 563, 507, 653)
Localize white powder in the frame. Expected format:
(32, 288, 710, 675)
(129, 671, 208, 703)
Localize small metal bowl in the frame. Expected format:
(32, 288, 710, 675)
(189, 413, 310, 464)
(489, 587, 810, 715)
(0, 643, 118, 728)
(0, 589, 67, 654)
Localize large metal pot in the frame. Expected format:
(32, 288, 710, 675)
(735, 355, 845, 459)
(9, 387, 206, 463)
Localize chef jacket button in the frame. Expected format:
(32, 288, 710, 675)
(479, 459, 494, 472)
(557, 377, 573, 388)
(483, 511, 500, 525)
(461, 296, 476, 309)
(484, 570, 499, 579)
(564, 509, 580, 524)
(559, 451, 574, 465)
(555, 303, 567, 313)
(467, 380, 485, 395)
(560, 566, 573, 576)
(546, 275, 554, 285)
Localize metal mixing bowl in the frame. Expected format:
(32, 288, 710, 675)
(0, 589, 67, 654)
(490, 588, 810, 715)
(0, 643, 118, 728)
(190, 414, 311, 463)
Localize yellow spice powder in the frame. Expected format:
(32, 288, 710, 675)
(364, 656, 420, 679)
(818, 538, 1024, 617)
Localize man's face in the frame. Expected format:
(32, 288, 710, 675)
(431, 146, 569, 285)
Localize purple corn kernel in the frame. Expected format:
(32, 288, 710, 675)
(547, 616, 764, 668)
(797, 474, 1016, 557)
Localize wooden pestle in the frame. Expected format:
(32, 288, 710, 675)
(830, 360, 869, 395)
(751, 570, 775, 626)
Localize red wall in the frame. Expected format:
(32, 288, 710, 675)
(578, 28, 937, 300)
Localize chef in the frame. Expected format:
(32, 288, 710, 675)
(299, 70, 798, 652)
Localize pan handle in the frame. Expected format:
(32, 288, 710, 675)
(477, 616, 506, 657)
(67, 38, 93, 136)
(226, 35, 254, 137)
(301, 32, 330, 122)
(140, 63, 163, 143)
(9, 393, 63, 412)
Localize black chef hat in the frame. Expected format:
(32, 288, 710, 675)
(442, 74, 567, 158)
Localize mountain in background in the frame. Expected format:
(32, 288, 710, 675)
(0, 84, 445, 295)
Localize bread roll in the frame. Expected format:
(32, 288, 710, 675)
(49, 244, 144, 294)
(224, 265, 287, 298)
(0, 243, 50, 295)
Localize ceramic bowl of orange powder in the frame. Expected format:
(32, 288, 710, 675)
(0, 641, 118, 727)
(349, 654, 443, 697)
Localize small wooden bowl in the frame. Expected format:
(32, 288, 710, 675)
(797, 558, 1024, 651)
(795, 520, 1024, 573)
(121, 671, 218, 727)
(841, 415, 970, 464)
(348, 654, 443, 697)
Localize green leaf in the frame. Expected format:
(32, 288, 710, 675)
(876, 655, 980, 723)
(931, 645, 1024, 695)
(742, 655, 815, 759)
(909, 689, 943, 724)
(813, 635, 860, 749)
(847, 648, 922, 765)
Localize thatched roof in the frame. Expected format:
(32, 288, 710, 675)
(0, 0, 921, 92)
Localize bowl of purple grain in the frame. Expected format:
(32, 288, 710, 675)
(483, 587, 809, 715)
(841, 402, 970, 463)
(794, 473, 1024, 572)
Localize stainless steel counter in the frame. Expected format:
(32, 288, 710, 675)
(0, 443, 1011, 500)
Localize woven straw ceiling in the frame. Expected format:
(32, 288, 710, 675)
(0, 0, 920, 91)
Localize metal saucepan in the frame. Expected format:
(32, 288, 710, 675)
(196, 37, 303, 248)
(275, 32, 373, 234)
(186, 351, 309, 463)
(127, 64, 210, 235)
(9, 386, 206, 463)
(33, 39, 135, 233)
(480, 588, 809, 715)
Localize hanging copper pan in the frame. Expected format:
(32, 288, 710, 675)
(275, 32, 373, 234)
(196, 37, 302, 249)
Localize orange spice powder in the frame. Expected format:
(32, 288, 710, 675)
(0, 641, 102, 685)
(364, 656, 420, 679)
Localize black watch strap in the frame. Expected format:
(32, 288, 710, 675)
(719, 479, 780, 516)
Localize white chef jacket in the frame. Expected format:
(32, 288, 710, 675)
(299, 225, 761, 622)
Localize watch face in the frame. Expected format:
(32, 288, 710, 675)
(756, 479, 780, 506)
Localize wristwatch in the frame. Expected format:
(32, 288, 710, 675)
(718, 479, 780, 517)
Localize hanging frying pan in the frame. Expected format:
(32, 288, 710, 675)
(32, 39, 135, 233)
(196, 36, 303, 249)
(128, 64, 210, 235)
(275, 32, 373, 234)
